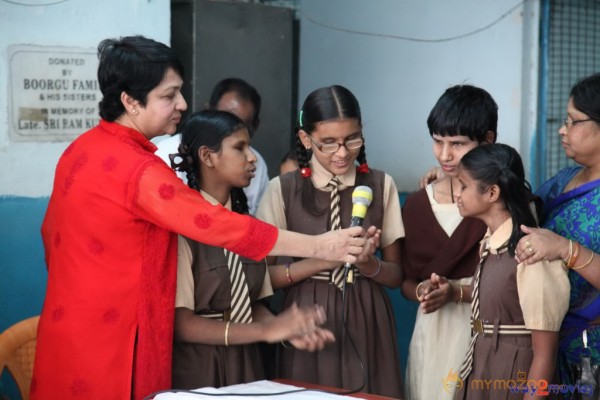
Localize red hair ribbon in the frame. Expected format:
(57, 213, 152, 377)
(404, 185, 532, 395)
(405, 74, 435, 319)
(356, 163, 369, 173)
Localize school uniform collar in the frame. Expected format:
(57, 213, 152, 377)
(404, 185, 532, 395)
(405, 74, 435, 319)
(482, 217, 512, 254)
(199, 190, 232, 211)
(309, 153, 356, 191)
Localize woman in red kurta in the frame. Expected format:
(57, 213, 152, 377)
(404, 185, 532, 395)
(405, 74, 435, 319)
(31, 36, 368, 400)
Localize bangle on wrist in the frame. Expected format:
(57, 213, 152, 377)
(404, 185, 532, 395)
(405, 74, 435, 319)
(285, 262, 295, 285)
(572, 250, 594, 271)
(224, 321, 231, 347)
(415, 281, 425, 302)
(568, 241, 581, 268)
(563, 239, 573, 265)
(281, 339, 292, 349)
(456, 284, 464, 304)
(362, 256, 382, 278)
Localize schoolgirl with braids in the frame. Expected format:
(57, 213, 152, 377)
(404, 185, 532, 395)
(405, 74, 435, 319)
(170, 110, 334, 390)
(446, 144, 570, 400)
(257, 85, 404, 397)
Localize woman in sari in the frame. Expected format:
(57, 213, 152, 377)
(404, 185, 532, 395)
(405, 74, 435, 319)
(516, 72, 600, 398)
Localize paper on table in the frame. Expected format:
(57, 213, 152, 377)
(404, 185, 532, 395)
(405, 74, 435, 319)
(152, 380, 354, 399)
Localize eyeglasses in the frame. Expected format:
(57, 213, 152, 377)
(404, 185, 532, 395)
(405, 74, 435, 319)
(307, 135, 364, 154)
(563, 118, 594, 129)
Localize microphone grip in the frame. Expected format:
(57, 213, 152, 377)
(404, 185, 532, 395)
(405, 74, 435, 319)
(349, 216, 364, 228)
(344, 216, 364, 270)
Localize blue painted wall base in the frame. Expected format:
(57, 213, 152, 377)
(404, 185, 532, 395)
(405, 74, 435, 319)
(0, 196, 48, 400)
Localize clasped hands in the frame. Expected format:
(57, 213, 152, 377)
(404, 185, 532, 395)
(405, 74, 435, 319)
(265, 303, 335, 352)
(416, 273, 454, 314)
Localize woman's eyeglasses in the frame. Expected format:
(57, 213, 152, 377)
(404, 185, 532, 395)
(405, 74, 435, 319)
(563, 118, 594, 129)
(308, 135, 364, 154)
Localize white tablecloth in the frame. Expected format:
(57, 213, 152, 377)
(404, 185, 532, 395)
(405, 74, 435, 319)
(152, 380, 355, 399)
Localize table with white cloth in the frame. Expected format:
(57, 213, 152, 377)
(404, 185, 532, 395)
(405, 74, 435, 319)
(151, 380, 398, 400)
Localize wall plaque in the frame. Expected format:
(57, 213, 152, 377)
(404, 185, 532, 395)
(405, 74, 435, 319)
(9, 45, 100, 142)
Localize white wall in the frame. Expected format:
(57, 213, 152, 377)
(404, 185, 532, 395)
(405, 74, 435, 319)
(298, 0, 539, 192)
(0, 0, 540, 196)
(0, 0, 171, 197)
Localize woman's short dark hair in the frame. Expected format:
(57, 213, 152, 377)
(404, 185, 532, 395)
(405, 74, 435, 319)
(570, 73, 600, 122)
(97, 36, 184, 122)
(427, 84, 498, 143)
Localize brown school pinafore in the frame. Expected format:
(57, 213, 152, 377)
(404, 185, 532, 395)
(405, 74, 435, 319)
(277, 169, 403, 398)
(455, 249, 534, 400)
(172, 239, 268, 389)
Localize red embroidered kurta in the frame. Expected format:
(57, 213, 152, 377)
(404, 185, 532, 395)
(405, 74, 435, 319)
(31, 120, 277, 400)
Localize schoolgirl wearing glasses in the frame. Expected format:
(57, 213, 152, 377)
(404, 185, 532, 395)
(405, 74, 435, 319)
(257, 85, 404, 397)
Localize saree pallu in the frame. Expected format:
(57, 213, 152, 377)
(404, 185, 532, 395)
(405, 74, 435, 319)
(537, 166, 600, 394)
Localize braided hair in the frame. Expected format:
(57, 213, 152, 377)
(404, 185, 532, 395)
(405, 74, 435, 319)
(459, 144, 540, 256)
(170, 110, 249, 214)
(296, 85, 367, 216)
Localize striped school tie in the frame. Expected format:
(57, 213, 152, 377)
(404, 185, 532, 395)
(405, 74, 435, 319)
(328, 177, 346, 289)
(459, 240, 490, 380)
(224, 249, 253, 323)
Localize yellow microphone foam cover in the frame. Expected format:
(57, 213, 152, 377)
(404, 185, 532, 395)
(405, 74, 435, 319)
(351, 186, 373, 219)
(352, 186, 373, 205)
(351, 203, 368, 219)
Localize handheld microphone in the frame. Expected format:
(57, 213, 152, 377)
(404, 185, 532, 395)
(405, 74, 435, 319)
(344, 186, 373, 272)
(348, 186, 373, 228)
